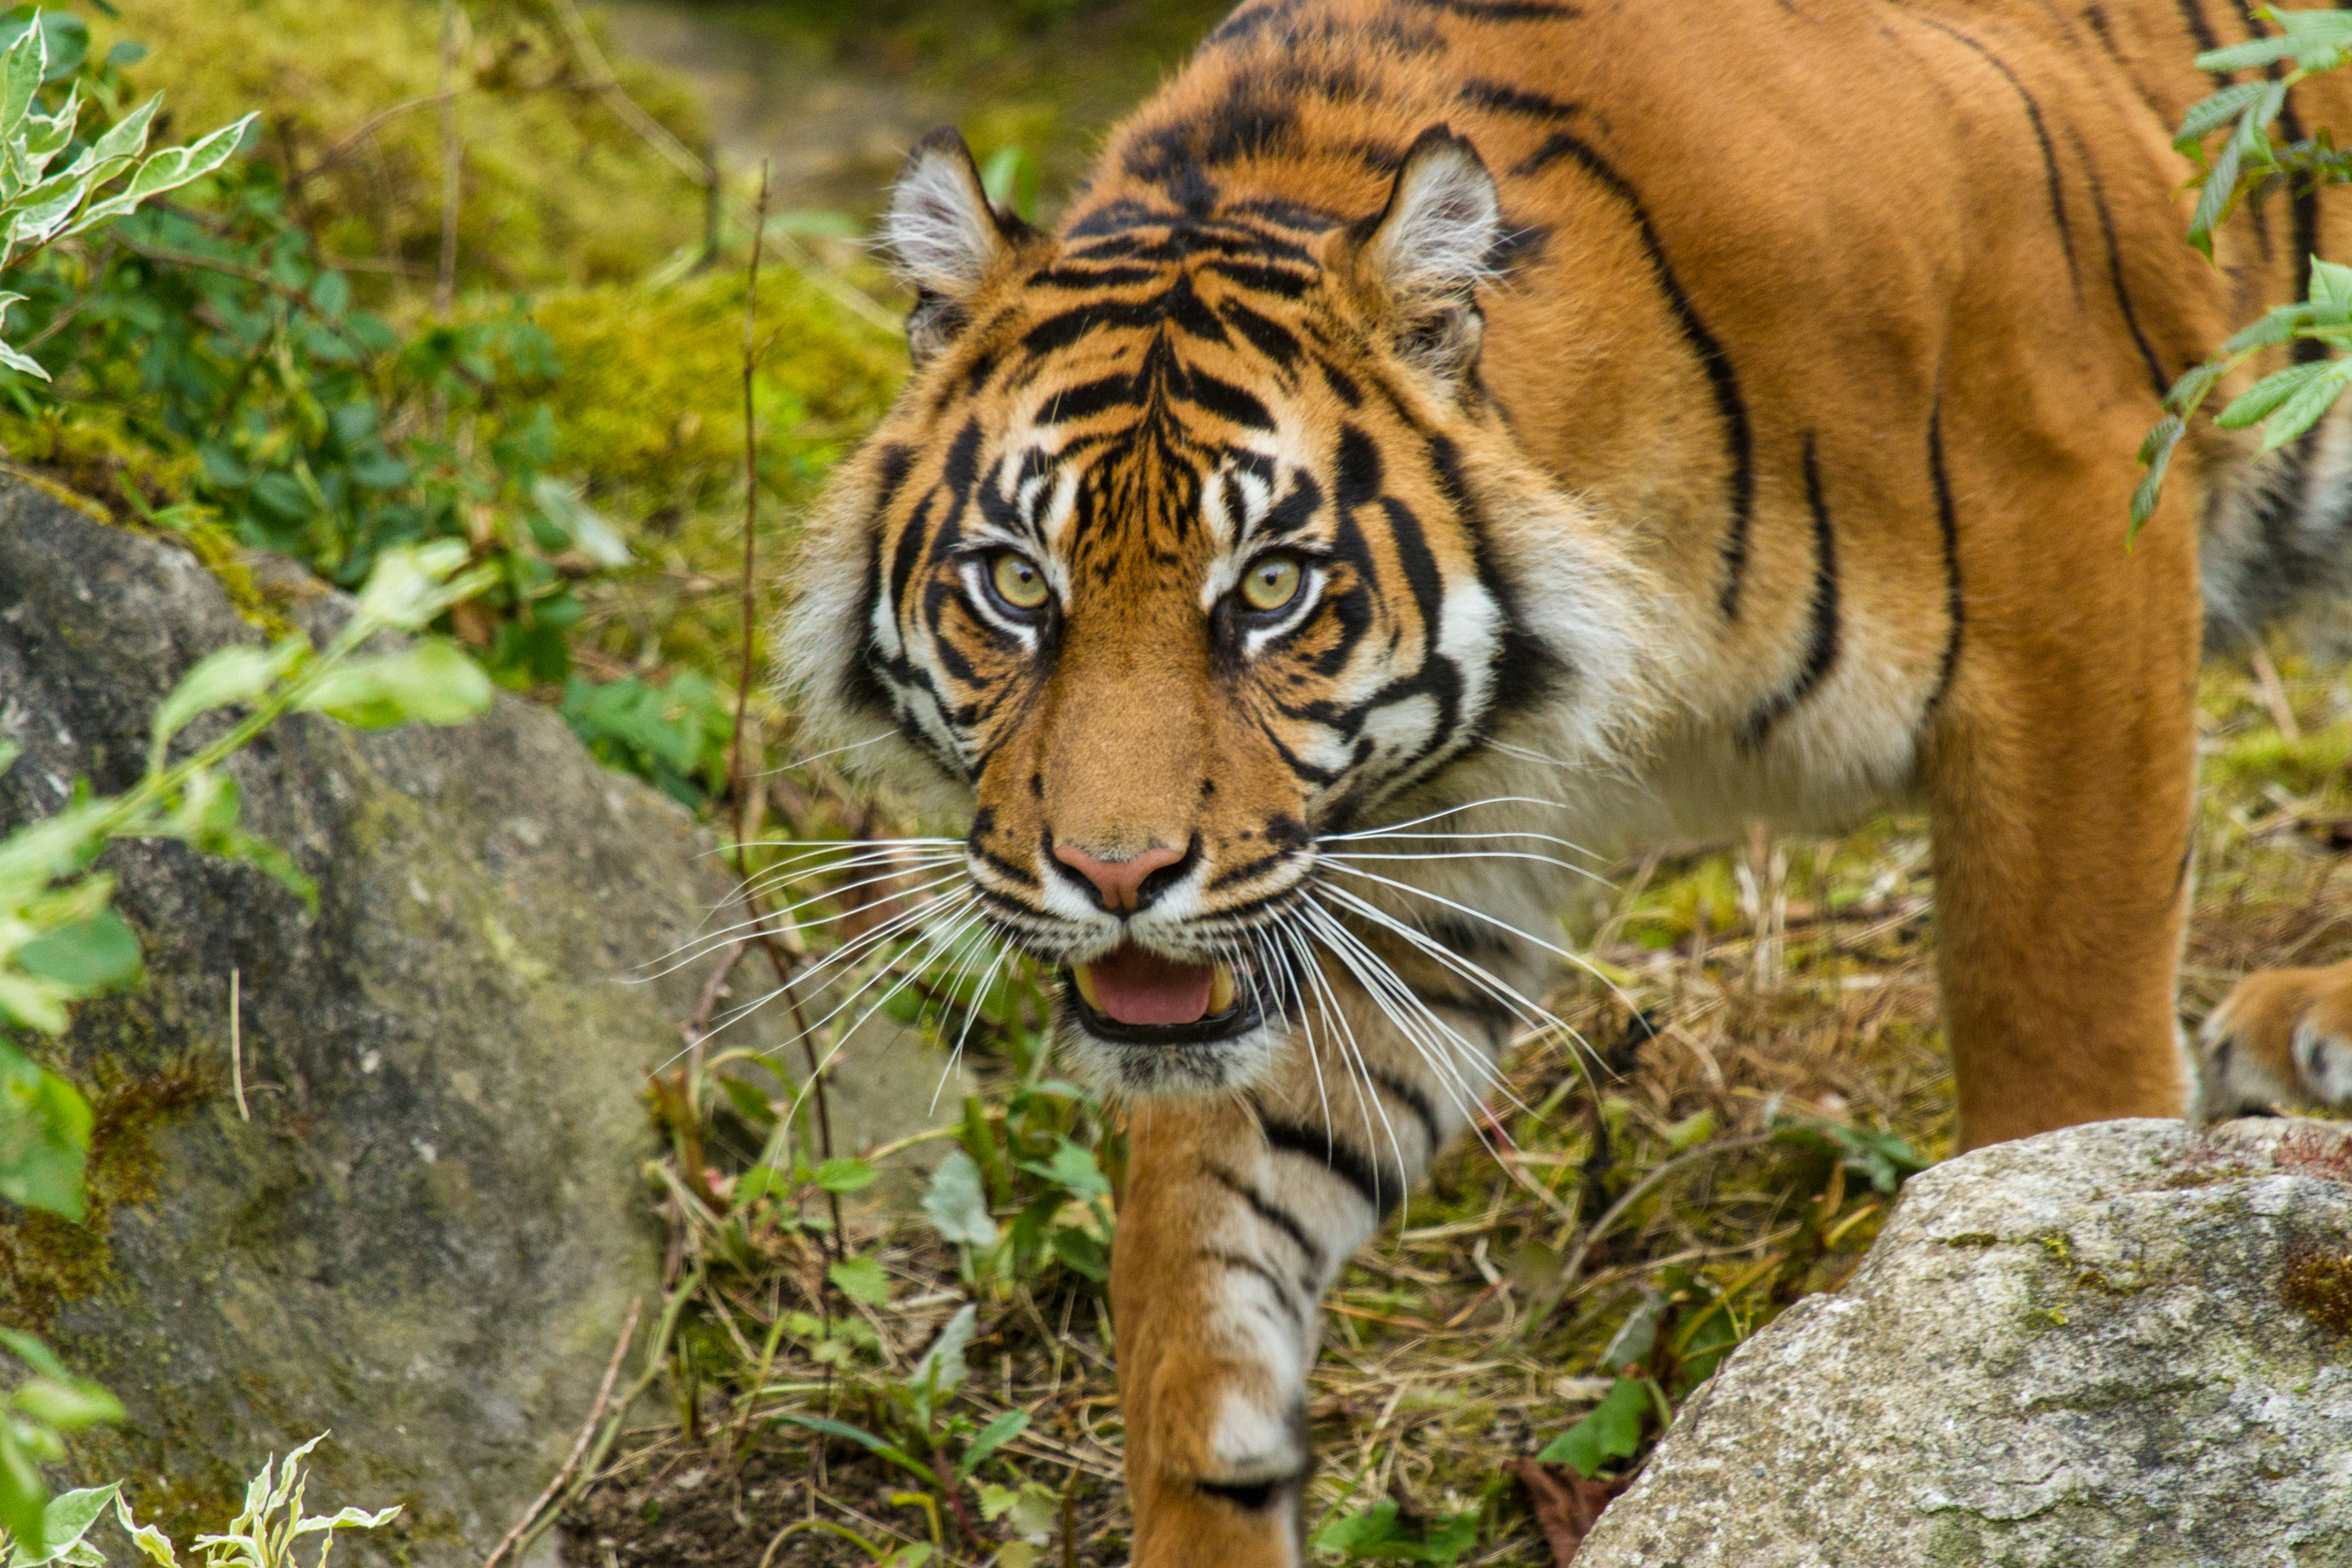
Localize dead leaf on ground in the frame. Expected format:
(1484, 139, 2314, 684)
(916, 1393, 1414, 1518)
(1507, 1458, 1628, 1565)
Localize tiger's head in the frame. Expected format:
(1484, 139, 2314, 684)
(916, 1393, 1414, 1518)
(785, 125, 1655, 1095)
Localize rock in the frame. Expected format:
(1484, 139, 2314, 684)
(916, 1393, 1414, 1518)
(0, 482, 940, 1563)
(1576, 1116, 2352, 1567)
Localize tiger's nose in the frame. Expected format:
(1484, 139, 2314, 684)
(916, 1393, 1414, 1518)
(1052, 842, 1185, 913)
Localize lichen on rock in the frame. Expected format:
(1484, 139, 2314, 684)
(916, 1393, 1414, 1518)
(1576, 1117, 2352, 1567)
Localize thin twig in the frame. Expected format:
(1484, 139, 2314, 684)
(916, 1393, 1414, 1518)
(435, 0, 462, 320)
(546, 0, 898, 332)
(481, 1295, 644, 1568)
(1532, 1133, 1779, 1335)
(229, 968, 249, 1122)
(725, 163, 847, 1267)
(2247, 635, 2303, 741)
(299, 89, 467, 181)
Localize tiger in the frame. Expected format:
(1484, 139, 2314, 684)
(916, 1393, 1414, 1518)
(780, 0, 2352, 1559)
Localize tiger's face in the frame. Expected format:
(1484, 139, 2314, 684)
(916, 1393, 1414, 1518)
(788, 129, 1643, 1094)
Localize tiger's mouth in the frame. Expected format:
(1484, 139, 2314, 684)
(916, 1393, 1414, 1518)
(1061, 944, 1266, 1045)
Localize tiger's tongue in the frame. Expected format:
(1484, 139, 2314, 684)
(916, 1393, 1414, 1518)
(1082, 945, 1214, 1026)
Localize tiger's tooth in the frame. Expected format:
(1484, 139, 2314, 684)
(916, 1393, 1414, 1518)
(1209, 962, 1235, 1014)
(1073, 964, 1103, 1013)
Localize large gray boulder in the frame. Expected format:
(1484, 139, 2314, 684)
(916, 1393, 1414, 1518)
(1578, 1116, 2352, 1567)
(0, 482, 733, 1562)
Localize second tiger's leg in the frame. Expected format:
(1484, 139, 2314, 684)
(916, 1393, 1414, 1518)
(1112, 947, 1503, 1567)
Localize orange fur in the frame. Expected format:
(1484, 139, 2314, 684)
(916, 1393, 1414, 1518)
(780, 3, 2352, 1558)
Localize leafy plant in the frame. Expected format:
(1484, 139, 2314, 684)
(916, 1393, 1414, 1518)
(2135, 5, 2352, 526)
(0, 8, 255, 378)
(0, 540, 492, 1540)
(1309, 1500, 1480, 1565)
(774, 1305, 1037, 1548)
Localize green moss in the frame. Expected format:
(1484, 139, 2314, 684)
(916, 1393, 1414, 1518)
(0, 1023, 215, 1336)
(2209, 728, 2352, 800)
(98, 0, 708, 295)
(528, 268, 901, 505)
(1942, 1231, 2000, 1248)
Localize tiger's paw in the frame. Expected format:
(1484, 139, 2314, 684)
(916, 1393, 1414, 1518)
(2197, 960, 2352, 1118)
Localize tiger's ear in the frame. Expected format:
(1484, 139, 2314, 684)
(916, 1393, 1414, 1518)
(1354, 126, 1503, 388)
(885, 128, 1030, 367)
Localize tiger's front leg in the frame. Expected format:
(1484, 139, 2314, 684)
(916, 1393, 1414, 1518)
(1111, 966, 1476, 1566)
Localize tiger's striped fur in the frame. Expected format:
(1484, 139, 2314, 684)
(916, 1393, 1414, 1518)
(782, 1, 2352, 1558)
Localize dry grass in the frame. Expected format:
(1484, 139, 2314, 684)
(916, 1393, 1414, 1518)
(555, 633, 2352, 1568)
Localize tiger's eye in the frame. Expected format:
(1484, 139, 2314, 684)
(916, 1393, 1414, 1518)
(1241, 554, 1303, 613)
(991, 552, 1050, 611)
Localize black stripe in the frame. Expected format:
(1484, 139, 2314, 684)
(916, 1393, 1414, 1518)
(1738, 432, 1842, 750)
(1405, 0, 1580, 16)
(1184, 366, 1277, 430)
(1199, 1248, 1307, 1324)
(1208, 1166, 1328, 1275)
(1364, 1064, 1443, 1152)
(1257, 1111, 1401, 1215)
(1456, 79, 1581, 122)
(1891, 8, 2077, 286)
(1927, 402, 1964, 712)
(2077, 147, 2171, 398)
(1509, 131, 1755, 618)
(1219, 296, 1303, 366)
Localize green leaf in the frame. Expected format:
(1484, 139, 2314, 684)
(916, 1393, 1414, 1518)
(2313, 256, 2352, 314)
(150, 639, 305, 766)
(2187, 136, 2245, 260)
(1596, 1293, 1664, 1375)
(2217, 361, 2329, 428)
(1017, 1139, 1109, 1200)
(0, 1421, 43, 1561)
(812, 1157, 878, 1195)
(2131, 415, 2185, 535)
(1534, 1375, 1650, 1476)
(954, 1408, 1030, 1482)
(529, 476, 632, 568)
(1309, 1501, 1479, 1564)
(0, 1331, 68, 1384)
(2161, 356, 2230, 417)
(351, 541, 483, 632)
(1049, 1224, 1108, 1283)
(0, 336, 48, 382)
(827, 1255, 891, 1307)
(0, 16, 46, 143)
(65, 111, 258, 237)
(2261, 360, 2352, 450)
(770, 1414, 931, 1482)
(15, 909, 141, 993)
(9, 1484, 118, 1568)
(2196, 35, 2299, 73)
(715, 1075, 776, 1133)
(2176, 81, 2271, 150)
(910, 1302, 977, 1402)
(113, 1494, 180, 1568)
(0, 1041, 90, 1220)
(923, 1149, 999, 1248)
(295, 640, 491, 730)
(7, 1380, 119, 1433)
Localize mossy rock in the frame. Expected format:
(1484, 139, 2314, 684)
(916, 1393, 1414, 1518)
(1577, 1119, 2352, 1567)
(0, 481, 728, 1564)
